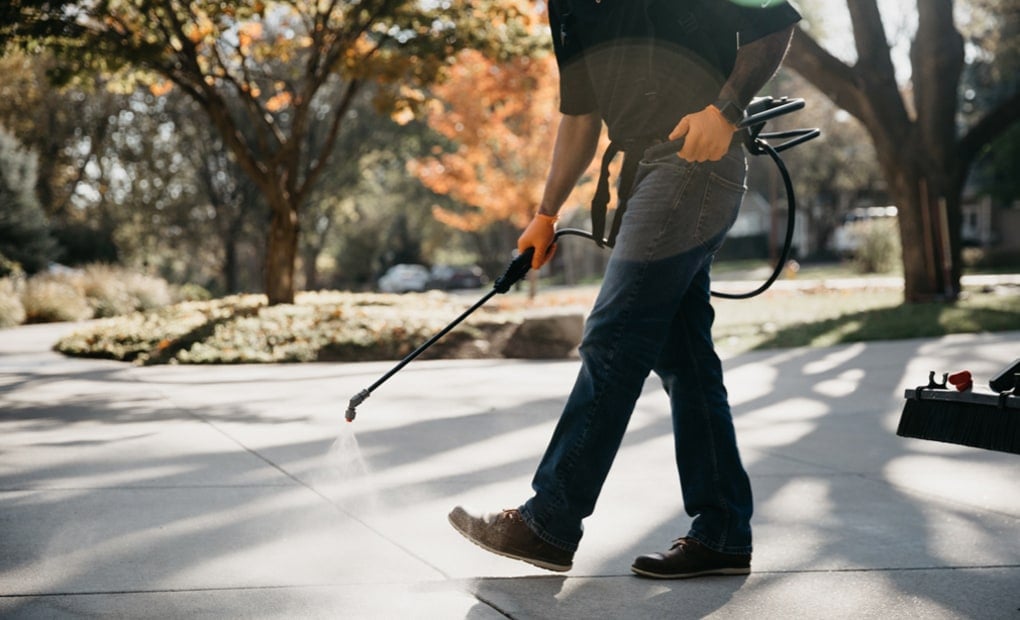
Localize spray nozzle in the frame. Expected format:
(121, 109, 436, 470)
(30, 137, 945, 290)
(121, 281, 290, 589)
(345, 389, 370, 423)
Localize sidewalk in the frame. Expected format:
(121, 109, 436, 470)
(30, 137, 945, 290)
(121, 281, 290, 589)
(1, 322, 1018, 619)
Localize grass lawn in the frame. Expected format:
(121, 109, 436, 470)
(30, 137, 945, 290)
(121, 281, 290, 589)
(709, 286, 1020, 353)
(497, 275, 1020, 354)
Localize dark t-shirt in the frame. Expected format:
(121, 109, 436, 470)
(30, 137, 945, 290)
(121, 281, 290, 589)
(550, 0, 801, 142)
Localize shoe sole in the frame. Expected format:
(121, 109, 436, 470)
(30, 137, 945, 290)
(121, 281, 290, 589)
(631, 566, 750, 579)
(448, 514, 572, 573)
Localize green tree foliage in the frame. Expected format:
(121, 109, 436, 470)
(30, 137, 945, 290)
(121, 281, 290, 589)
(0, 126, 57, 275)
(958, 0, 1020, 205)
(0, 51, 124, 267)
(298, 82, 469, 291)
(2, 0, 546, 305)
(0, 52, 466, 295)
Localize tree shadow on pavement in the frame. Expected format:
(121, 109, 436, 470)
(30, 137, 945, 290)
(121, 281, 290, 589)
(426, 334, 1020, 617)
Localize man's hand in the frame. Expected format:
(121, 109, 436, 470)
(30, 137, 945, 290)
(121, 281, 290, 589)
(517, 213, 558, 270)
(669, 104, 738, 163)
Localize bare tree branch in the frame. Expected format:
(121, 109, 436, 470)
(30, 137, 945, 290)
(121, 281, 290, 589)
(295, 77, 361, 207)
(785, 28, 867, 121)
(955, 89, 1020, 182)
(155, 0, 271, 184)
(847, 0, 896, 79)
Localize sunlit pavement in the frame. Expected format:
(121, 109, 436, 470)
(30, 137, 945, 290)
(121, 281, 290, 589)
(2, 322, 1018, 619)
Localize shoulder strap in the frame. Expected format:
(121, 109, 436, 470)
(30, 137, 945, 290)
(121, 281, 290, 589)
(590, 142, 645, 248)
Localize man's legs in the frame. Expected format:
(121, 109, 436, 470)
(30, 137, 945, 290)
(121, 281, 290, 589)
(451, 147, 748, 569)
(448, 241, 711, 571)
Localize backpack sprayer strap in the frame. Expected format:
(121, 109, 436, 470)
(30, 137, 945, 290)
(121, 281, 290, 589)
(590, 137, 660, 248)
(590, 142, 619, 248)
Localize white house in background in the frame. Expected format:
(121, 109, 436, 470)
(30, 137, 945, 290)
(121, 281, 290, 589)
(965, 197, 1020, 253)
(962, 196, 994, 247)
(727, 190, 809, 257)
(728, 191, 770, 238)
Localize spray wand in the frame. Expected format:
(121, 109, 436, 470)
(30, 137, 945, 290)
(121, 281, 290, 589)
(345, 246, 536, 422)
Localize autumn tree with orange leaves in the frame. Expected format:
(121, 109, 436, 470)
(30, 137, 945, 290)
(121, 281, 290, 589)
(410, 45, 608, 272)
(411, 49, 559, 234)
(3, 0, 544, 304)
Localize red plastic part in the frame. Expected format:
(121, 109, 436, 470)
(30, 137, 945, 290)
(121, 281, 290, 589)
(948, 370, 973, 392)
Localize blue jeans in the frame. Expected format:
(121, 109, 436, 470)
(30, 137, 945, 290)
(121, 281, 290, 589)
(520, 143, 753, 555)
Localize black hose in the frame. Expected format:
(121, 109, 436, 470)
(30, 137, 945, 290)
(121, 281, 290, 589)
(711, 139, 796, 300)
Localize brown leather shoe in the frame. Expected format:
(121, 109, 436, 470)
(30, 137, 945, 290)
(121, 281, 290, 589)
(448, 506, 573, 572)
(631, 537, 750, 579)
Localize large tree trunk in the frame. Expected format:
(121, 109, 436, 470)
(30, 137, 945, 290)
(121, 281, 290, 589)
(783, 1, 969, 302)
(881, 150, 958, 301)
(224, 233, 240, 294)
(265, 198, 299, 305)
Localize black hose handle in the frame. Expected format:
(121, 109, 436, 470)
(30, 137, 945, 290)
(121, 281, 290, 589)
(493, 247, 534, 293)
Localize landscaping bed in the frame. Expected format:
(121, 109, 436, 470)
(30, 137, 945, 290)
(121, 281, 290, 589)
(53, 290, 588, 365)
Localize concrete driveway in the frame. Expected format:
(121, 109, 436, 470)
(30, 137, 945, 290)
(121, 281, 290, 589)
(1, 322, 1018, 618)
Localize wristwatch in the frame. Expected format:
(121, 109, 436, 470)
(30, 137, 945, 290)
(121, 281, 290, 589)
(713, 98, 745, 127)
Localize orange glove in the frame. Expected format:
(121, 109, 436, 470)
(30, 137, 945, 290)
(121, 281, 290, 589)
(670, 104, 738, 163)
(517, 213, 558, 270)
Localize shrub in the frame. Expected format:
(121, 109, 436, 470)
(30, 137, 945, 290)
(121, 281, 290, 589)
(0, 278, 26, 327)
(174, 282, 213, 302)
(76, 264, 173, 317)
(853, 219, 902, 274)
(124, 271, 172, 310)
(0, 252, 24, 279)
(22, 275, 93, 323)
(78, 264, 135, 318)
(53, 291, 522, 364)
(5, 264, 175, 326)
(55, 295, 265, 362)
(0, 126, 58, 274)
(970, 249, 1020, 273)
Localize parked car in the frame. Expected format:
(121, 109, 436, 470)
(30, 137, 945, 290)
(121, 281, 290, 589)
(428, 265, 487, 291)
(377, 264, 430, 293)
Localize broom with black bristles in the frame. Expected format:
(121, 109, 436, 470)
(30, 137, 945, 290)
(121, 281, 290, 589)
(897, 358, 1020, 455)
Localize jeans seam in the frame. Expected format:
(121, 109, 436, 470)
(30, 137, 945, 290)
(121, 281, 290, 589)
(696, 172, 744, 249)
(654, 164, 697, 262)
(554, 258, 647, 524)
(676, 294, 730, 551)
